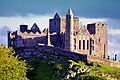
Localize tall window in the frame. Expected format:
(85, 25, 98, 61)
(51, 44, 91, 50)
(74, 45, 76, 50)
(74, 39, 76, 44)
(79, 40, 81, 49)
(103, 44, 105, 58)
(87, 40, 89, 50)
(74, 39, 76, 50)
(83, 40, 85, 50)
(99, 39, 100, 42)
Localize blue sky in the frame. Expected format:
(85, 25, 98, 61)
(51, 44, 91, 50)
(0, 0, 120, 19)
(0, 0, 120, 60)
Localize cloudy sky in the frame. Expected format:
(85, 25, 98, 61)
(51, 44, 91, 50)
(0, 0, 120, 60)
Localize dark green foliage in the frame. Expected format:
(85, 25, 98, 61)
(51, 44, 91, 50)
(0, 45, 28, 80)
(26, 58, 120, 80)
(54, 63, 62, 71)
(27, 58, 60, 80)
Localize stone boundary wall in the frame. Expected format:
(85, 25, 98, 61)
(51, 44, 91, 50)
(15, 45, 87, 62)
(39, 46, 87, 62)
(87, 56, 120, 68)
(15, 45, 120, 68)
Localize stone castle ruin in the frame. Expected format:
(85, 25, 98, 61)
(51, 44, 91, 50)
(8, 9, 108, 60)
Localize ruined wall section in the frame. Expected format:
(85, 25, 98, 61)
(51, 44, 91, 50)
(8, 31, 47, 48)
(94, 23, 108, 59)
(87, 23, 108, 59)
(49, 18, 61, 34)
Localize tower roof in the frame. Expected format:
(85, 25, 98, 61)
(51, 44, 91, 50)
(31, 23, 41, 33)
(31, 23, 39, 30)
(54, 13, 60, 19)
(66, 8, 73, 16)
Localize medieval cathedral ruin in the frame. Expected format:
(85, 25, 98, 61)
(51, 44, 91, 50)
(8, 9, 108, 59)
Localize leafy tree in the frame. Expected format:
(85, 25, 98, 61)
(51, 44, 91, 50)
(0, 45, 28, 80)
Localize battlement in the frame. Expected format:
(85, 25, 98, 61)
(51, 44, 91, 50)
(9, 28, 48, 40)
(96, 22, 108, 26)
(19, 23, 41, 33)
(73, 16, 79, 19)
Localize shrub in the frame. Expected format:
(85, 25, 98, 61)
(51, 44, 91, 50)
(54, 63, 62, 71)
(0, 45, 28, 80)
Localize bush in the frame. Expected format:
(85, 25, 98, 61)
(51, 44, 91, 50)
(0, 45, 28, 80)
(54, 63, 62, 71)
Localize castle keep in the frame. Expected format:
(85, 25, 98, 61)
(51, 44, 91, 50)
(8, 9, 108, 59)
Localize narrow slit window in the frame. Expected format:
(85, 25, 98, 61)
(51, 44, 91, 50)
(99, 39, 100, 42)
(79, 40, 81, 49)
(83, 40, 85, 50)
(87, 40, 89, 50)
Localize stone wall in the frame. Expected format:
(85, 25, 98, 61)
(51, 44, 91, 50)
(15, 45, 87, 62)
(15, 45, 120, 68)
(87, 56, 120, 68)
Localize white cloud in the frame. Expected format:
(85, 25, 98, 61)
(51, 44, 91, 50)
(108, 28, 120, 35)
(0, 14, 53, 46)
(80, 18, 107, 26)
(0, 14, 53, 31)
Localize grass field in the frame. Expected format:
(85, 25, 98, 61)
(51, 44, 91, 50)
(26, 58, 120, 80)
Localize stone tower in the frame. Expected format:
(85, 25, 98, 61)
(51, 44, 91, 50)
(65, 8, 74, 51)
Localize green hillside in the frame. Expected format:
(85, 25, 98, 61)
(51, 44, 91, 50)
(27, 58, 120, 80)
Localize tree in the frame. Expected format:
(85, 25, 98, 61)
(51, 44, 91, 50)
(0, 45, 28, 80)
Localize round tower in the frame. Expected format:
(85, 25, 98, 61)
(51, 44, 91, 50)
(65, 8, 74, 51)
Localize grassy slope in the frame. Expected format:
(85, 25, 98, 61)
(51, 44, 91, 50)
(27, 58, 120, 80)
(91, 62, 120, 79)
(69, 60, 120, 79)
